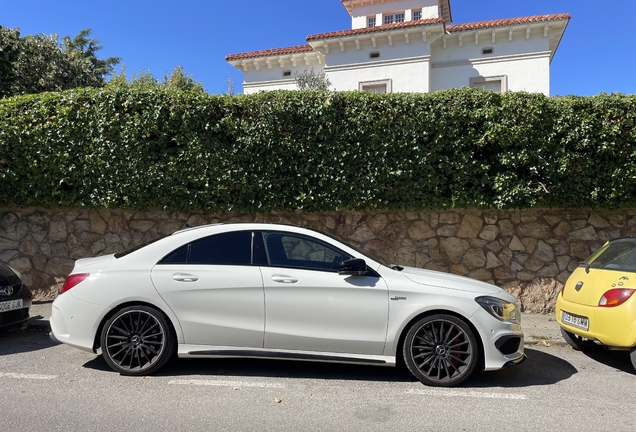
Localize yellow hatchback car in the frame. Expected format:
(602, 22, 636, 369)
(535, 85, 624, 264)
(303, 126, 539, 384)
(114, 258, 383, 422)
(556, 237, 636, 369)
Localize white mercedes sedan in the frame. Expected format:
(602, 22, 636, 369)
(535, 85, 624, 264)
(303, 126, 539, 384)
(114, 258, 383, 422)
(50, 223, 525, 387)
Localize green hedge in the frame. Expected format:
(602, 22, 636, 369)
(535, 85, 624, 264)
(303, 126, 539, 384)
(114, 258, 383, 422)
(1, 88, 635, 211)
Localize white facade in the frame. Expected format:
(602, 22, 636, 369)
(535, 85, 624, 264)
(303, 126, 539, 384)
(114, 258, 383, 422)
(226, 0, 569, 96)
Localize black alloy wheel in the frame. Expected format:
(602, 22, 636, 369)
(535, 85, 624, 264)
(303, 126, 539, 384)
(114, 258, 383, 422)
(560, 328, 601, 352)
(404, 314, 478, 387)
(101, 306, 175, 375)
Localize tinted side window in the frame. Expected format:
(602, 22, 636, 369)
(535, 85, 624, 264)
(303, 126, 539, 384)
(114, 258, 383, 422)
(263, 232, 352, 271)
(159, 231, 252, 265)
(190, 231, 252, 265)
(161, 244, 189, 264)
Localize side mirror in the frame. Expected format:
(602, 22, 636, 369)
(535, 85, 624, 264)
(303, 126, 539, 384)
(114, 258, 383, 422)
(339, 258, 370, 276)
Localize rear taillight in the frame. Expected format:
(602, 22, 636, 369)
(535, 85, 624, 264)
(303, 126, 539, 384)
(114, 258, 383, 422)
(599, 289, 635, 307)
(60, 273, 90, 295)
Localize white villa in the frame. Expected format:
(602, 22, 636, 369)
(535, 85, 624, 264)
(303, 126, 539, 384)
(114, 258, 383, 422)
(226, 0, 569, 96)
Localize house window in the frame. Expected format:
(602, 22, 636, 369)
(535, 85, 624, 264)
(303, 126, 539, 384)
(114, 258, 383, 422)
(383, 12, 405, 25)
(369, 52, 380, 59)
(482, 47, 494, 55)
(367, 16, 376, 28)
(283, 71, 292, 77)
(469, 75, 508, 93)
(359, 79, 392, 93)
(413, 9, 422, 21)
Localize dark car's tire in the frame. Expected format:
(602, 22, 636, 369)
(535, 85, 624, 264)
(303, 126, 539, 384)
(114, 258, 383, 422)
(560, 328, 600, 352)
(403, 314, 478, 387)
(630, 347, 636, 371)
(100, 305, 175, 376)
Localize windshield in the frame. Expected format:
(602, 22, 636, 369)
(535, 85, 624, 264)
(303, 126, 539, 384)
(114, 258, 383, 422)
(585, 238, 636, 273)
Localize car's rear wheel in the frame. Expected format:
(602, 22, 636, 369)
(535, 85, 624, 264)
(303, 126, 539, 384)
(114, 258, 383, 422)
(100, 306, 175, 375)
(560, 328, 600, 352)
(403, 314, 478, 387)
(630, 347, 636, 371)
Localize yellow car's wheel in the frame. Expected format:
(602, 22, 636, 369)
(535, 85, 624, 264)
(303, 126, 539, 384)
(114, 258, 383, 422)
(631, 348, 636, 371)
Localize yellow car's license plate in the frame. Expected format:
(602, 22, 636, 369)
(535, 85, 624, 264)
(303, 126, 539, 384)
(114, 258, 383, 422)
(562, 311, 589, 331)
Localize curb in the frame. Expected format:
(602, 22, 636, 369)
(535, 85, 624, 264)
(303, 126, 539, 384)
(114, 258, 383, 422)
(524, 337, 570, 348)
(25, 318, 51, 332)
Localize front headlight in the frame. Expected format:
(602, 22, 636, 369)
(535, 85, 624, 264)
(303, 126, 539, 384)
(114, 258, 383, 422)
(475, 296, 519, 323)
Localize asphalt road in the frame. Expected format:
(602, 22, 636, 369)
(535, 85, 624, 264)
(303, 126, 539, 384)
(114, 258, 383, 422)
(1, 327, 635, 432)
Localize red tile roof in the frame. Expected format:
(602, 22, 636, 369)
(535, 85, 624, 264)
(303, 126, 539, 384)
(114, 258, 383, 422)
(307, 18, 445, 41)
(446, 14, 570, 33)
(226, 14, 571, 62)
(226, 45, 314, 61)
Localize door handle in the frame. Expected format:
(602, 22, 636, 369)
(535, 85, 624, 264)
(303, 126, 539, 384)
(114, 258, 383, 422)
(173, 273, 199, 282)
(272, 275, 298, 284)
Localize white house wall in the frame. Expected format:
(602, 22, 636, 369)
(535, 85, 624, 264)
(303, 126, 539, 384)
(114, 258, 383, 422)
(324, 36, 432, 67)
(241, 57, 324, 93)
(430, 29, 553, 94)
(243, 79, 299, 94)
(350, 0, 440, 29)
(327, 57, 430, 93)
(430, 54, 550, 94)
(321, 35, 432, 92)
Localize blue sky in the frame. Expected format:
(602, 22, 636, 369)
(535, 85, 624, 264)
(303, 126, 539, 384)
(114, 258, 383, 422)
(2, 0, 634, 96)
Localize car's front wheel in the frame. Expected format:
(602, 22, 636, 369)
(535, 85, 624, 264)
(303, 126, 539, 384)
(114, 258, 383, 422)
(403, 314, 478, 387)
(100, 305, 175, 375)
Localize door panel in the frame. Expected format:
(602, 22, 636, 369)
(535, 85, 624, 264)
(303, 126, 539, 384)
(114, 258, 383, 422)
(261, 267, 389, 355)
(151, 265, 264, 347)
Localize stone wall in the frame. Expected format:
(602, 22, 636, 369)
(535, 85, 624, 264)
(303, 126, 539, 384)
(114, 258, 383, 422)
(1, 207, 635, 312)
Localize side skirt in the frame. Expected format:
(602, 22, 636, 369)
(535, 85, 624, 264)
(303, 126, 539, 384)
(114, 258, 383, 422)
(177, 345, 396, 367)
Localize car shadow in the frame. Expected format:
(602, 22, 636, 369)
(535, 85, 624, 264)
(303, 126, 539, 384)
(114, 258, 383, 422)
(83, 355, 418, 382)
(82, 347, 578, 387)
(580, 349, 635, 374)
(0, 328, 59, 355)
(463, 348, 578, 388)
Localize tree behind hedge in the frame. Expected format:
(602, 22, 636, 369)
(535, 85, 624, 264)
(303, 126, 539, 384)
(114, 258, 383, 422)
(0, 26, 120, 98)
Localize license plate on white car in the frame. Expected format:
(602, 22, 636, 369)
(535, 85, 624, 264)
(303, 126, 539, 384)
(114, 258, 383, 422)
(0, 299, 23, 312)
(562, 311, 589, 331)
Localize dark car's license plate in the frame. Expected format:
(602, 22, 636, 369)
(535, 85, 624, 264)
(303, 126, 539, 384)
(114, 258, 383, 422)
(0, 299, 23, 312)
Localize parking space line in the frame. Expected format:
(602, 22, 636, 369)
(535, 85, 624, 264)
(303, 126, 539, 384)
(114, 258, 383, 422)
(0, 372, 57, 380)
(169, 379, 285, 388)
(407, 388, 526, 400)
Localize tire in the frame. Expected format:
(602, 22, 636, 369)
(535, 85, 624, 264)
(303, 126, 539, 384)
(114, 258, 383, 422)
(560, 328, 600, 352)
(100, 305, 175, 376)
(630, 347, 636, 371)
(403, 314, 478, 387)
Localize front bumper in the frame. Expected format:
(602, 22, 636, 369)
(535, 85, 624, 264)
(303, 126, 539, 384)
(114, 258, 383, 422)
(0, 288, 32, 329)
(472, 307, 525, 371)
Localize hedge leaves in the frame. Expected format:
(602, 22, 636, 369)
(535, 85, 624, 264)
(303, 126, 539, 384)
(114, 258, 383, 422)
(1, 88, 634, 211)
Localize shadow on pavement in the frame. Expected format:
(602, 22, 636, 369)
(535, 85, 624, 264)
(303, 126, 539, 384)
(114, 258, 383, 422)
(580, 349, 635, 375)
(83, 355, 418, 382)
(464, 348, 577, 388)
(82, 347, 578, 387)
(0, 328, 58, 355)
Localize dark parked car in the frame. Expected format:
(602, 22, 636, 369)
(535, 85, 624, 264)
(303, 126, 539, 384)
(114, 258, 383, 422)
(0, 263, 32, 329)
